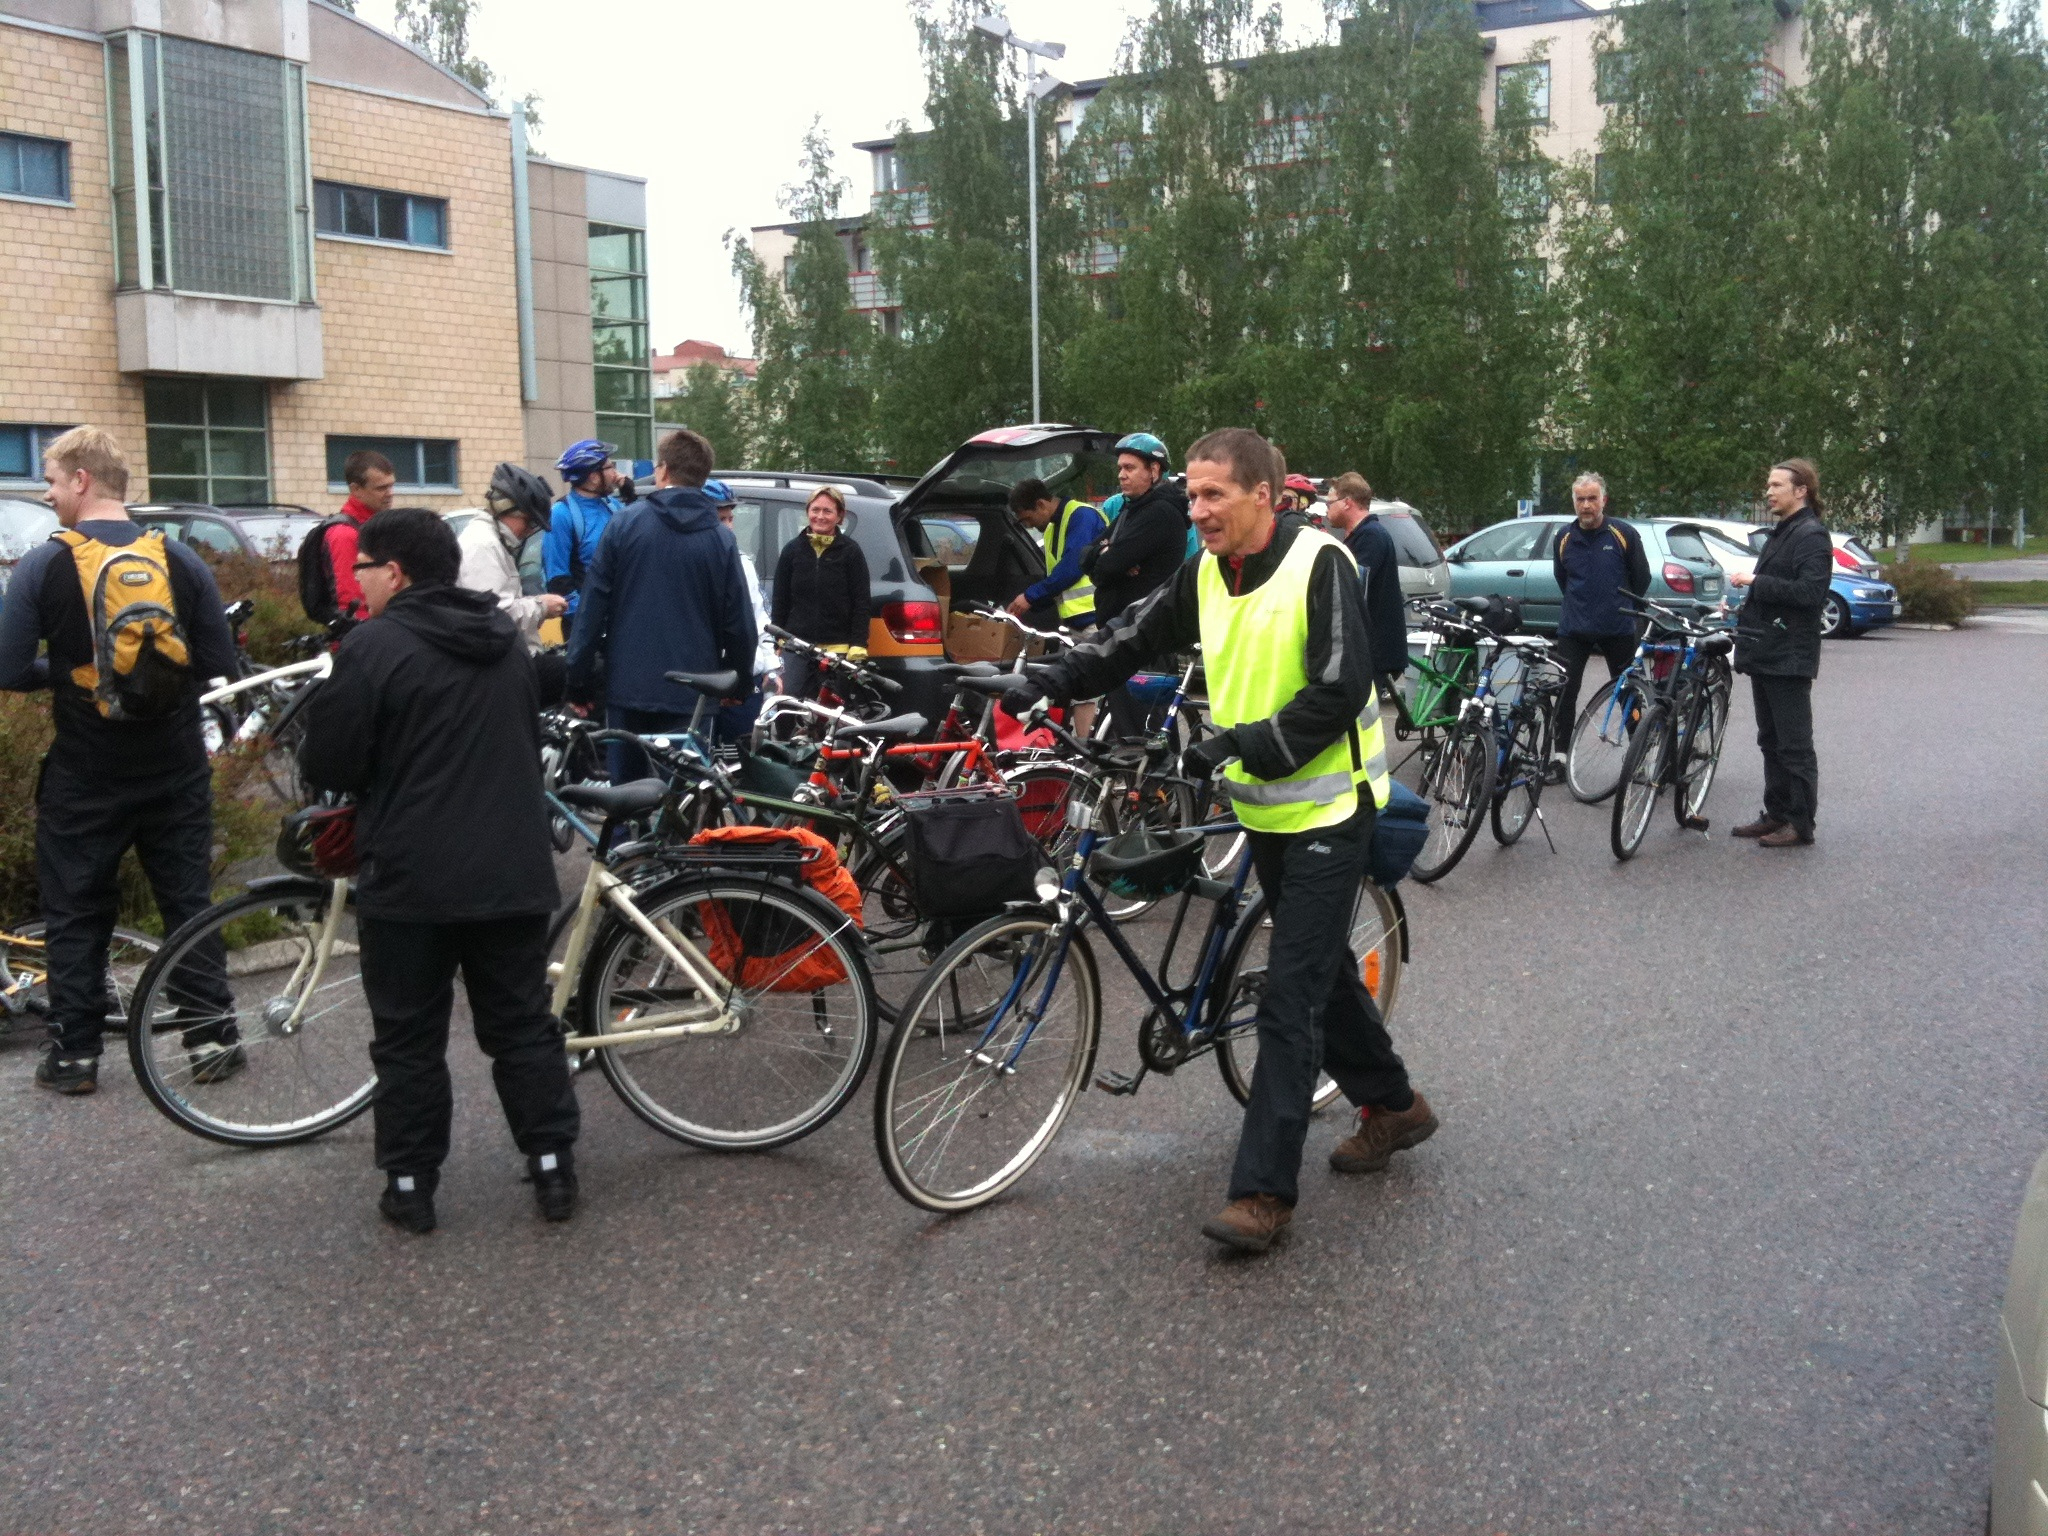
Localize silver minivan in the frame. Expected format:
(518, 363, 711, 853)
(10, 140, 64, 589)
(1370, 500, 1452, 604)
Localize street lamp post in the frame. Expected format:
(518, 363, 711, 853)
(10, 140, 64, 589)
(974, 14, 1065, 424)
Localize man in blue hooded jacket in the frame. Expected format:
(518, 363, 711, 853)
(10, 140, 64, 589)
(542, 438, 623, 631)
(564, 429, 757, 782)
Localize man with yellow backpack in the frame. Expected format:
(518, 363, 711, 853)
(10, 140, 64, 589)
(0, 427, 238, 1095)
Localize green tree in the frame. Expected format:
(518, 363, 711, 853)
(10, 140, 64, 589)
(655, 361, 755, 470)
(1552, 0, 1792, 517)
(731, 123, 878, 471)
(395, 0, 494, 94)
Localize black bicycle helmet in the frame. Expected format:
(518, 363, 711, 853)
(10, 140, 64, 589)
(1088, 825, 1208, 901)
(487, 462, 555, 531)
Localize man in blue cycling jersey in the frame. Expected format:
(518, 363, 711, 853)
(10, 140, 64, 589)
(542, 438, 623, 633)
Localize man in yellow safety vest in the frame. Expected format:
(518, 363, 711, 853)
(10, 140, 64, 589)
(1016, 427, 1435, 1253)
(1005, 477, 1104, 627)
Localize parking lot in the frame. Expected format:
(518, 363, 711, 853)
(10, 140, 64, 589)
(5, 619, 2045, 1535)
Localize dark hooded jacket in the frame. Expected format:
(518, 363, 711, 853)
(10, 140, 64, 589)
(564, 485, 756, 715)
(1733, 505, 1832, 679)
(298, 583, 559, 923)
(1087, 476, 1189, 620)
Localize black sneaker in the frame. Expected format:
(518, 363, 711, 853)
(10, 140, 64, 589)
(188, 1042, 247, 1085)
(528, 1150, 578, 1223)
(379, 1173, 438, 1234)
(35, 1047, 98, 1095)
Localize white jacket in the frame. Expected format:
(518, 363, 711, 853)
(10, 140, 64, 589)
(457, 513, 553, 649)
(740, 552, 776, 678)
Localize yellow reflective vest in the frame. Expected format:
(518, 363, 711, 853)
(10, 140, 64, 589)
(1196, 526, 1391, 834)
(1042, 500, 1098, 621)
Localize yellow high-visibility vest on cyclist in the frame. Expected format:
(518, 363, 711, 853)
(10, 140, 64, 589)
(1043, 499, 1097, 621)
(1197, 527, 1391, 834)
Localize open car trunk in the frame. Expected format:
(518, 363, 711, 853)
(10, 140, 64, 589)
(892, 425, 1121, 659)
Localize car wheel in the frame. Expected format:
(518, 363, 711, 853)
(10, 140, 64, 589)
(1820, 594, 1848, 639)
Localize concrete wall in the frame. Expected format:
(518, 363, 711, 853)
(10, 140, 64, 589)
(306, 0, 490, 112)
(522, 158, 595, 479)
(0, 20, 150, 480)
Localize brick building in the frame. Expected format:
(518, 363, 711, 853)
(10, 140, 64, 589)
(649, 339, 757, 402)
(0, 0, 653, 510)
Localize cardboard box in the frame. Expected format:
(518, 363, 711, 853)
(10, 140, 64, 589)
(946, 609, 1026, 662)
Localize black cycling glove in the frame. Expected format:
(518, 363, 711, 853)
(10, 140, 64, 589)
(1180, 729, 1239, 781)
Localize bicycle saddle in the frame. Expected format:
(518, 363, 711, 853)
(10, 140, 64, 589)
(557, 778, 668, 817)
(932, 661, 1003, 681)
(664, 669, 741, 697)
(832, 712, 929, 743)
(1698, 632, 1735, 655)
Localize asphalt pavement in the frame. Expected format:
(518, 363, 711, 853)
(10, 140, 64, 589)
(5, 619, 2045, 1535)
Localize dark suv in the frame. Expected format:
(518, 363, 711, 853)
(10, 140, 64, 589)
(712, 427, 1125, 726)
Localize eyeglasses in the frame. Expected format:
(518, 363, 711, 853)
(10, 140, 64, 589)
(352, 559, 390, 574)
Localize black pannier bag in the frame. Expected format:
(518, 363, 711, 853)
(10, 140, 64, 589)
(901, 791, 1041, 921)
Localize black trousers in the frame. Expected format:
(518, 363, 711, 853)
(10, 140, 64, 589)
(1551, 632, 1638, 743)
(781, 653, 825, 702)
(1750, 673, 1818, 836)
(357, 914, 580, 1176)
(35, 760, 230, 1057)
(1229, 798, 1412, 1206)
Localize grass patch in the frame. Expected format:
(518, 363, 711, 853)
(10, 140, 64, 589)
(1877, 542, 2040, 566)
(1970, 581, 2048, 607)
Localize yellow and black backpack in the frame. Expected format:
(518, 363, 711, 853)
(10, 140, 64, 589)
(55, 528, 192, 720)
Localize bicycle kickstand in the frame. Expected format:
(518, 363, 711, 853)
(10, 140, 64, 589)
(1535, 802, 1558, 855)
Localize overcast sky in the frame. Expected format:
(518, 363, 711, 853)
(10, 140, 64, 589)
(349, 0, 1329, 357)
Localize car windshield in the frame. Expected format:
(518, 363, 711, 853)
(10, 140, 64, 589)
(234, 514, 323, 559)
(0, 498, 58, 560)
(1842, 538, 1875, 566)
(1375, 510, 1443, 568)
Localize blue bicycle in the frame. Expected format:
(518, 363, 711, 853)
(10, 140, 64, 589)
(871, 681, 1407, 1214)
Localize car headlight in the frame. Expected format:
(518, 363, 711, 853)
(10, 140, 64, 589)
(1854, 587, 1888, 600)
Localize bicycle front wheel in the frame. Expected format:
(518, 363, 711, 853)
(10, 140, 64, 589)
(873, 911, 1100, 1213)
(127, 880, 375, 1147)
(1676, 673, 1731, 824)
(1610, 705, 1673, 861)
(1566, 680, 1636, 805)
(1411, 717, 1495, 884)
(581, 872, 875, 1151)
(1490, 706, 1549, 847)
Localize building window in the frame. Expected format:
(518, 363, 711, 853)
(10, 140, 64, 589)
(1596, 51, 1635, 106)
(1497, 163, 1550, 222)
(0, 424, 78, 485)
(324, 436, 459, 492)
(314, 181, 448, 248)
(873, 148, 901, 195)
(589, 222, 653, 463)
(0, 132, 70, 203)
(1593, 152, 1615, 205)
(1495, 62, 1551, 127)
(107, 33, 312, 301)
(145, 378, 270, 505)
(1511, 261, 1548, 307)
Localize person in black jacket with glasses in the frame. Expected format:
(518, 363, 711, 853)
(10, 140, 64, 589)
(1729, 458, 1833, 847)
(771, 485, 870, 699)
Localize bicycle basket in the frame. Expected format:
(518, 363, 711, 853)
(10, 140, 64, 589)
(1088, 825, 1206, 901)
(686, 826, 861, 992)
(902, 791, 1041, 918)
(735, 740, 816, 800)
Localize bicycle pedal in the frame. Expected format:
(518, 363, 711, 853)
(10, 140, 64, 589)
(1093, 1069, 1142, 1096)
(1681, 814, 1710, 832)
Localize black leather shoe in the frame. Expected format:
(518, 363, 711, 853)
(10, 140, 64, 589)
(34, 1046, 98, 1095)
(379, 1173, 437, 1234)
(529, 1151, 578, 1223)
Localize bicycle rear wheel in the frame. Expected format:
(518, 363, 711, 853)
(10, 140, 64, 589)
(1410, 717, 1495, 884)
(1676, 673, 1731, 824)
(127, 880, 375, 1147)
(1610, 706, 1672, 861)
(1567, 680, 1637, 804)
(1213, 883, 1402, 1111)
(873, 911, 1100, 1213)
(581, 871, 875, 1151)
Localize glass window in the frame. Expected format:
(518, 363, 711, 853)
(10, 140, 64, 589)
(144, 379, 269, 504)
(0, 131, 70, 202)
(911, 513, 981, 570)
(1664, 527, 1709, 563)
(1497, 163, 1550, 222)
(183, 516, 247, 555)
(1596, 51, 1635, 105)
(590, 221, 652, 468)
(1375, 511, 1444, 568)
(1593, 153, 1614, 206)
(323, 436, 460, 491)
(0, 424, 78, 485)
(1460, 522, 1547, 562)
(728, 500, 766, 563)
(314, 179, 450, 249)
(1495, 62, 1550, 127)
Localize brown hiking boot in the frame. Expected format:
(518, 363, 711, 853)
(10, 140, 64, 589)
(1329, 1091, 1438, 1174)
(1201, 1194, 1293, 1253)
(1758, 825, 1813, 847)
(1731, 816, 1786, 839)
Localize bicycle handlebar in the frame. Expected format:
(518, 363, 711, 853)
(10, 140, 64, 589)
(959, 602, 1081, 651)
(763, 622, 904, 695)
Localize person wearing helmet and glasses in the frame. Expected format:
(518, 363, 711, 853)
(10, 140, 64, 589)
(458, 464, 568, 651)
(541, 438, 623, 634)
(1085, 432, 1188, 738)
(1010, 427, 1433, 1255)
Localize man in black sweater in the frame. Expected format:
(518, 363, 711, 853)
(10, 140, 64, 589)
(1087, 432, 1189, 737)
(299, 509, 578, 1234)
(0, 427, 238, 1096)
(1549, 472, 1651, 781)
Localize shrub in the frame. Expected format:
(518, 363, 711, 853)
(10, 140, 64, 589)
(1889, 557, 1979, 626)
(204, 550, 322, 666)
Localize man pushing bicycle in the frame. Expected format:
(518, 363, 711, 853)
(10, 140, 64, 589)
(1013, 427, 1436, 1252)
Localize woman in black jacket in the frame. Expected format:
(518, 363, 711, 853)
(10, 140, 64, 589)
(1729, 458, 1833, 847)
(771, 486, 870, 699)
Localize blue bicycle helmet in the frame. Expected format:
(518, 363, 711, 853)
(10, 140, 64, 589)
(703, 478, 736, 507)
(555, 438, 614, 480)
(1115, 432, 1170, 467)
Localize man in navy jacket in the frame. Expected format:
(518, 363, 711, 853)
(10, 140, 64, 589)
(564, 429, 756, 781)
(1548, 472, 1650, 779)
